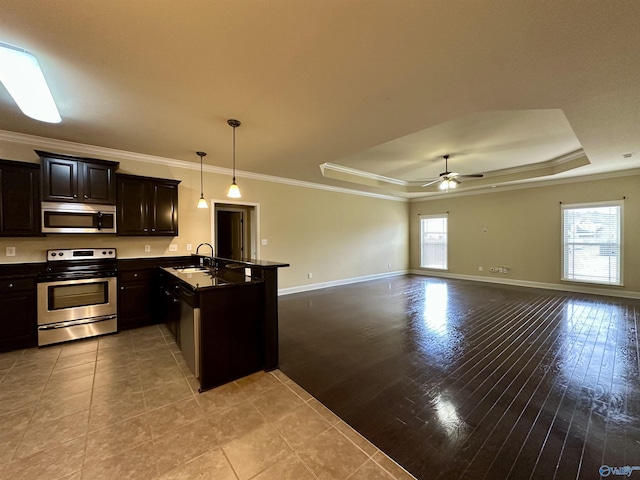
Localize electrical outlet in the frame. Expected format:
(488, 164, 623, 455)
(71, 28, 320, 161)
(144, 245, 150, 253)
(6, 246, 15, 257)
(308, 273, 313, 279)
(388, 263, 392, 269)
(186, 244, 192, 251)
(478, 266, 483, 272)
(261, 239, 268, 246)
(169, 244, 178, 252)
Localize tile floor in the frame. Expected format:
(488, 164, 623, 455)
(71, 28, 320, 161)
(0, 324, 415, 480)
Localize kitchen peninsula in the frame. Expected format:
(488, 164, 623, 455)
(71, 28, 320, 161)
(158, 256, 289, 392)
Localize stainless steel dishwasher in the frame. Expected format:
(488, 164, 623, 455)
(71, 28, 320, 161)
(177, 284, 200, 379)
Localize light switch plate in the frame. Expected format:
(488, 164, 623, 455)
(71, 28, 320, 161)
(169, 244, 178, 252)
(261, 239, 268, 246)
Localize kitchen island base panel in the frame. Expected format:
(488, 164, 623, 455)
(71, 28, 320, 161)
(198, 282, 265, 392)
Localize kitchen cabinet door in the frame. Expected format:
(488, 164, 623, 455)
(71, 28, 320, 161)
(118, 269, 154, 330)
(41, 156, 78, 202)
(150, 181, 179, 236)
(0, 277, 37, 352)
(81, 161, 116, 204)
(0, 160, 41, 236)
(117, 175, 149, 235)
(116, 174, 180, 236)
(38, 151, 118, 204)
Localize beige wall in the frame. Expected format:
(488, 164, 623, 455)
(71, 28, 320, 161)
(0, 136, 409, 290)
(409, 174, 640, 296)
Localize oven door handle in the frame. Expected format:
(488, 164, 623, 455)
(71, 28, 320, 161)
(38, 315, 117, 330)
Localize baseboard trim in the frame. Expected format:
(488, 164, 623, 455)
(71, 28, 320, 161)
(279, 270, 408, 296)
(409, 269, 640, 300)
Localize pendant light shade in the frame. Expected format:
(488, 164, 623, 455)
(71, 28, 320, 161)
(227, 182, 241, 198)
(227, 119, 241, 198)
(196, 151, 208, 208)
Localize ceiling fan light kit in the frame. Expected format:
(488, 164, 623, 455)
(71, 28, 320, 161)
(422, 154, 483, 191)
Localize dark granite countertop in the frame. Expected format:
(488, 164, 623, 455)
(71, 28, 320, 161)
(193, 255, 290, 269)
(160, 265, 263, 291)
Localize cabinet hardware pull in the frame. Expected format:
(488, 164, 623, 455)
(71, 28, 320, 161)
(8, 283, 13, 288)
(83, 194, 88, 199)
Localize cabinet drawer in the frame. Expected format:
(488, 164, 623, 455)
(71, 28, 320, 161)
(120, 270, 152, 283)
(0, 277, 34, 291)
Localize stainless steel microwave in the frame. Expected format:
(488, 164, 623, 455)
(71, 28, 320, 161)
(41, 202, 117, 234)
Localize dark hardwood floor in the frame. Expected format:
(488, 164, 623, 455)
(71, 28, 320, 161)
(278, 275, 640, 480)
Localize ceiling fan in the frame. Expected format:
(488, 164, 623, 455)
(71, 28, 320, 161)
(421, 154, 484, 190)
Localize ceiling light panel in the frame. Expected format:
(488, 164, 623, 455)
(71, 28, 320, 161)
(0, 42, 61, 123)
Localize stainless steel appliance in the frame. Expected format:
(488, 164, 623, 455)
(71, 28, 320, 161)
(37, 248, 118, 346)
(41, 202, 117, 234)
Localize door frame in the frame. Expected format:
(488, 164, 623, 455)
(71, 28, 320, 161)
(210, 199, 261, 260)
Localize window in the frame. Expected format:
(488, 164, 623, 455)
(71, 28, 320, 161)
(420, 214, 448, 269)
(561, 201, 623, 285)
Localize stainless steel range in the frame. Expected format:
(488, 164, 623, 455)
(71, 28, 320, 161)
(37, 248, 118, 346)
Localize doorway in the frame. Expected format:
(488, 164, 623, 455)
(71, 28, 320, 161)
(212, 201, 260, 260)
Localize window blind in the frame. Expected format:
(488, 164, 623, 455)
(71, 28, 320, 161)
(420, 214, 448, 270)
(561, 201, 622, 285)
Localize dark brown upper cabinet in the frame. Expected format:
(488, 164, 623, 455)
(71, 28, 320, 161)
(37, 150, 119, 205)
(0, 160, 42, 237)
(116, 174, 180, 236)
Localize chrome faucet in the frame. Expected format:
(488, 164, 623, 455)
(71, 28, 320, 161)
(195, 243, 214, 265)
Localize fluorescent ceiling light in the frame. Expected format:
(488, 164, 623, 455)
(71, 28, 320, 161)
(0, 42, 61, 123)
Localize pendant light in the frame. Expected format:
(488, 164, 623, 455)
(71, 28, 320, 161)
(227, 119, 241, 198)
(196, 151, 208, 208)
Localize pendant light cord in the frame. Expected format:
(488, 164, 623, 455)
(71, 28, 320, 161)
(232, 125, 236, 182)
(196, 151, 207, 197)
(227, 119, 241, 183)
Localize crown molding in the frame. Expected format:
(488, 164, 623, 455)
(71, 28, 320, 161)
(0, 129, 406, 202)
(409, 167, 640, 202)
(320, 162, 408, 186)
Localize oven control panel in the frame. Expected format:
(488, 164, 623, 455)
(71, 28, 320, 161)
(47, 248, 117, 261)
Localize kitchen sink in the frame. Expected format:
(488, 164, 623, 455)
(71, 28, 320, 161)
(173, 266, 209, 273)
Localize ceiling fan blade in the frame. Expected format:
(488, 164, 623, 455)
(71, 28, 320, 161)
(421, 178, 442, 187)
(458, 174, 484, 179)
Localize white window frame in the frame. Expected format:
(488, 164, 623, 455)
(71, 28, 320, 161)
(561, 200, 623, 286)
(419, 213, 448, 270)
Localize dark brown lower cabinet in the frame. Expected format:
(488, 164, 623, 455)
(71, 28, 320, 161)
(117, 257, 194, 332)
(0, 276, 37, 351)
(118, 268, 154, 331)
